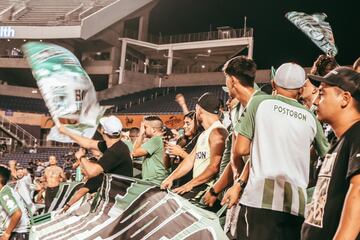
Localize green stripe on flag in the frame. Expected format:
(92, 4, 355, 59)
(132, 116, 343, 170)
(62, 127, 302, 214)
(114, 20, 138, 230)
(261, 179, 275, 209)
(283, 182, 293, 213)
(298, 187, 305, 216)
(115, 182, 154, 210)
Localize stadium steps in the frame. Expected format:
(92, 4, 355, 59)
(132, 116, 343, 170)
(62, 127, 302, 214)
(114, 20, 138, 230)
(1, 0, 119, 25)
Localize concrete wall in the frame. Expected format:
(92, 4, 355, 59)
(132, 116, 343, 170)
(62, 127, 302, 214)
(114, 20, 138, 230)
(0, 58, 28, 68)
(161, 72, 224, 87)
(83, 60, 112, 74)
(161, 70, 273, 87)
(97, 71, 157, 100)
(0, 85, 42, 98)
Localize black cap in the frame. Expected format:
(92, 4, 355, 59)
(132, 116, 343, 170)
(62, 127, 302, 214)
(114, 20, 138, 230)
(308, 67, 360, 102)
(197, 92, 221, 114)
(309, 78, 321, 88)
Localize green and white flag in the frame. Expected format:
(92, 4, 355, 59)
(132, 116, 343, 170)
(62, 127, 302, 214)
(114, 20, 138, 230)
(285, 11, 338, 56)
(22, 42, 104, 142)
(30, 175, 228, 240)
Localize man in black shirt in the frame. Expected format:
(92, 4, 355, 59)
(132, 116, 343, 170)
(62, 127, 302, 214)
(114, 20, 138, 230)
(302, 67, 360, 240)
(62, 174, 104, 213)
(59, 115, 133, 178)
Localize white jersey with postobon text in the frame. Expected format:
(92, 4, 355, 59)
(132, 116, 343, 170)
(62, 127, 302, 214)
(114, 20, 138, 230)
(234, 94, 329, 217)
(193, 120, 227, 178)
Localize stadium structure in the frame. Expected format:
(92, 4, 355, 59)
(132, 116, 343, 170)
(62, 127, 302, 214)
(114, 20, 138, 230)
(0, 0, 271, 157)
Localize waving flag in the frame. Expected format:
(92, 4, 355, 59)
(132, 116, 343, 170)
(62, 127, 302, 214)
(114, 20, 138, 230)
(285, 11, 338, 56)
(22, 42, 105, 142)
(30, 175, 228, 240)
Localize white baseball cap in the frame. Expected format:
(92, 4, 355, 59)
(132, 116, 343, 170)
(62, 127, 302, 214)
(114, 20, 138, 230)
(99, 116, 122, 136)
(274, 63, 306, 89)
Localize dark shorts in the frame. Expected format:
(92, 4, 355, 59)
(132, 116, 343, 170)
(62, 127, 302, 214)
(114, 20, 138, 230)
(237, 205, 304, 240)
(45, 186, 59, 213)
(10, 232, 29, 240)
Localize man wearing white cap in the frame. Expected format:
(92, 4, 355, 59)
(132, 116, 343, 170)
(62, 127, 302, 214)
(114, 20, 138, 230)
(59, 115, 133, 179)
(222, 63, 329, 239)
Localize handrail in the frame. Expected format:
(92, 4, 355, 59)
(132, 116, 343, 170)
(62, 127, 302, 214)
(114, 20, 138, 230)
(0, 114, 37, 147)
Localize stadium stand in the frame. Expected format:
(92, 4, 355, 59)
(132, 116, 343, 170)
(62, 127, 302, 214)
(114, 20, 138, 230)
(117, 85, 227, 114)
(101, 87, 177, 111)
(0, 147, 71, 165)
(0, 95, 47, 113)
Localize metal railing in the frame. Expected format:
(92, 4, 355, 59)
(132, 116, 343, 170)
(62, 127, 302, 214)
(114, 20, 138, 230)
(37, 139, 75, 148)
(0, 114, 37, 147)
(124, 28, 253, 45)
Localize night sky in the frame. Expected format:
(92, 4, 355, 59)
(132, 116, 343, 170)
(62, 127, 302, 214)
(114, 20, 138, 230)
(149, 0, 359, 69)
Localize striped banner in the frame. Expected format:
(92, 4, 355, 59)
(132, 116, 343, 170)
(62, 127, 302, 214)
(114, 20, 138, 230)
(30, 175, 228, 240)
(285, 11, 338, 56)
(31, 182, 85, 225)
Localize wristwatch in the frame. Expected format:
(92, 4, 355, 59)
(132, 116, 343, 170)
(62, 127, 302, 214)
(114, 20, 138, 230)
(236, 178, 247, 189)
(209, 187, 219, 197)
(65, 203, 71, 208)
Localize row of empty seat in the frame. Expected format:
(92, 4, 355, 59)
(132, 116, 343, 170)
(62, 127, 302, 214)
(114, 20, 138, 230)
(0, 95, 48, 113)
(0, 147, 72, 166)
(118, 85, 227, 114)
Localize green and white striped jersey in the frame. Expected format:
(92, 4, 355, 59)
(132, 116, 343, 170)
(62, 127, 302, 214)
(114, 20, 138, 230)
(235, 94, 329, 217)
(0, 185, 30, 234)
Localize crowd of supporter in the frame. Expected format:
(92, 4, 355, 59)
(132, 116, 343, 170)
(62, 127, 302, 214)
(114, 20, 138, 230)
(0, 55, 359, 240)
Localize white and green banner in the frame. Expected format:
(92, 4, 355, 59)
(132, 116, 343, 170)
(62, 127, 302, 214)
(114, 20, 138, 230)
(22, 42, 104, 142)
(285, 11, 338, 56)
(30, 175, 228, 240)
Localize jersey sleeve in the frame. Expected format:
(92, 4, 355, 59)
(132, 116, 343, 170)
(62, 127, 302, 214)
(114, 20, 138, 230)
(234, 96, 262, 140)
(0, 187, 20, 216)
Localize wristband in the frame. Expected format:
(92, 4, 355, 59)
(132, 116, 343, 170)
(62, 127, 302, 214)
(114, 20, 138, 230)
(65, 203, 71, 208)
(236, 178, 247, 189)
(209, 187, 219, 197)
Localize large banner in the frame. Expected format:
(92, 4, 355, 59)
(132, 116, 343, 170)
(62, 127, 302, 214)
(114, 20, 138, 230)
(285, 11, 338, 56)
(30, 175, 228, 240)
(22, 42, 105, 142)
